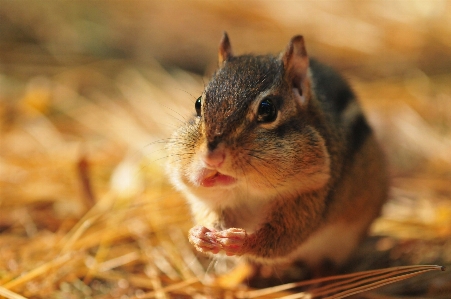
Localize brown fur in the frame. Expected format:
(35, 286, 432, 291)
(166, 33, 388, 269)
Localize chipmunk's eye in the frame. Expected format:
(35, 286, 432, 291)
(195, 97, 202, 117)
(257, 98, 277, 123)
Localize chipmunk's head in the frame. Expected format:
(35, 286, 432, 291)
(166, 33, 330, 208)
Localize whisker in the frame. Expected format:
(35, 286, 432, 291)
(142, 138, 173, 148)
(152, 153, 195, 164)
(162, 104, 190, 124)
(173, 87, 198, 101)
(247, 152, 285, 179)
(245, 159, 279, 191)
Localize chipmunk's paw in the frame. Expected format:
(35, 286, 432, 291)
(214, 228, 247, 256)
(189, 226, 221, 254)
(189, 226, 247, 256)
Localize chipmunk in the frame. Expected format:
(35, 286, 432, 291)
(166, 33, 389, 271)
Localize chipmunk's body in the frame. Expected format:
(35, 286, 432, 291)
(166, 33, 388, 269)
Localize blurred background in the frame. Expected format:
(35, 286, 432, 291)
(1, 1, 451, 298)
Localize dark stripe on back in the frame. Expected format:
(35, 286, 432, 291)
(309, 59, 354, 118)
(348, 114, 372, 156)
(334, 86, 354, 113)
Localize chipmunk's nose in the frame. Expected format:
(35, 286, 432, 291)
(203, 148, 225, 169)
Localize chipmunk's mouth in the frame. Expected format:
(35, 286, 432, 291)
(198, 169, 236, 187)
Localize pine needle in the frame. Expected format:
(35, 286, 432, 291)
(0, 286, 28, 299)
(241, 265, 445, 298)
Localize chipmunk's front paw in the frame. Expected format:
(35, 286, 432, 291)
(214, 228, 247, 256)
(189, 226, 247, 256)
(189, 226, 221, 254)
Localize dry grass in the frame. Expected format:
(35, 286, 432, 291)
(1, 1, 451, 298)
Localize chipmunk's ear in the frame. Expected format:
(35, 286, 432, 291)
(282, 35, 310, 105)
(219, 32, 233, 65)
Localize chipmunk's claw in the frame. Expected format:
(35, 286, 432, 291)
(189, 226, 221, 254)
(214, 228, 247, 256)
(189, 226, 247, 256)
